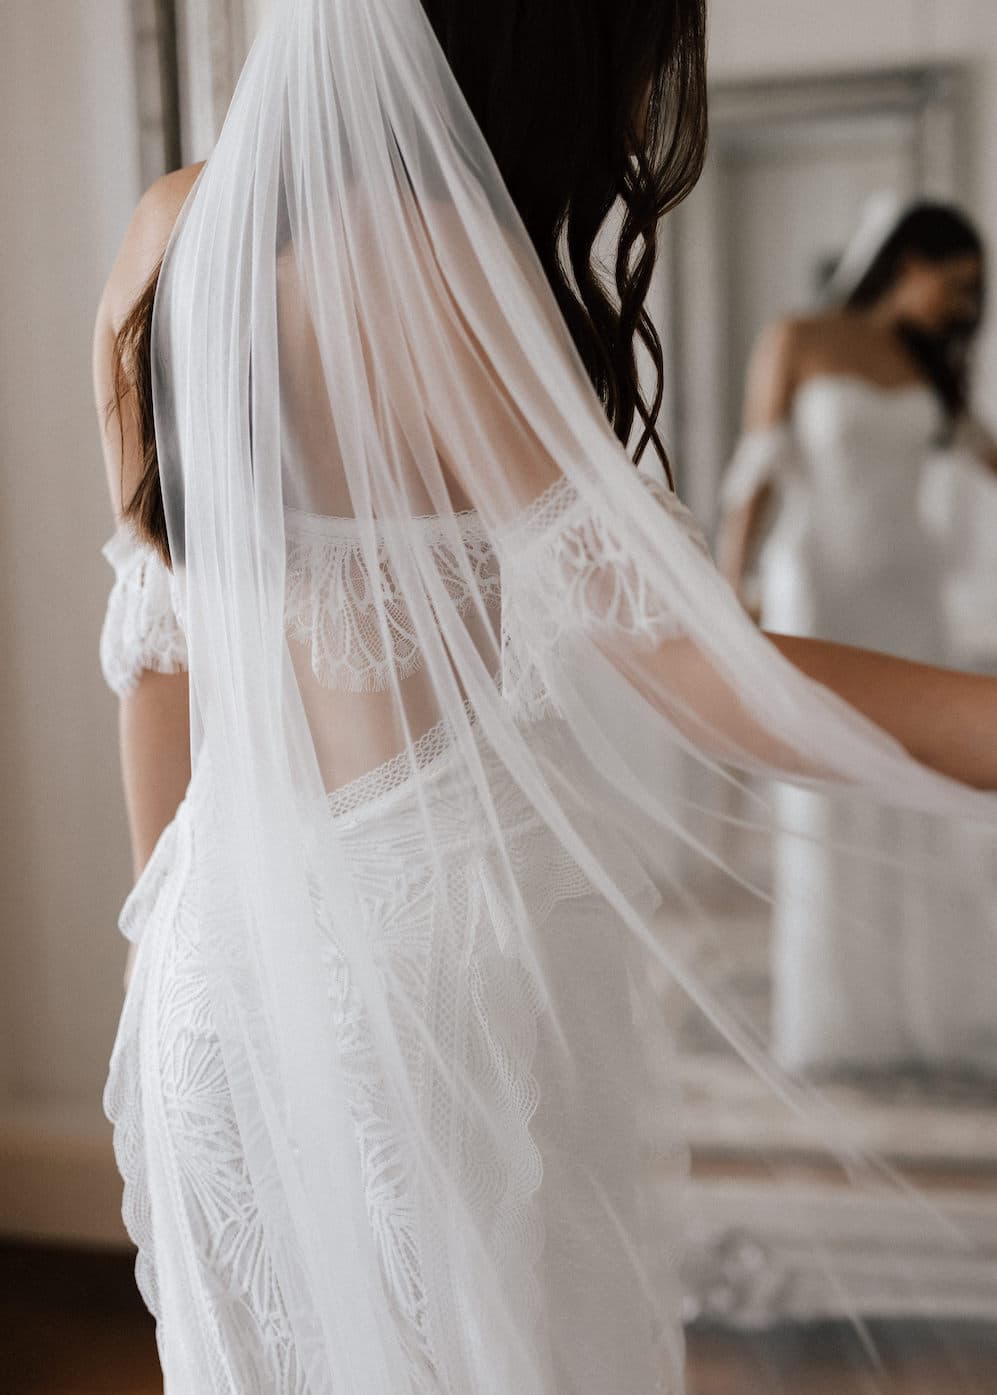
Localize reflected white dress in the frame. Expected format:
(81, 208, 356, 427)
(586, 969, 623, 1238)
(725, 378, 997, 1074)
(756, 376, 948, 663)
(99, 500, 696, 1394)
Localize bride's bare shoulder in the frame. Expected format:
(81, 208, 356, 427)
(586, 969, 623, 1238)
(760, 311, 842, 356)
(748, 311, 852, 390)
(742, 315, 819, 425)
(98, 162, 206, 329)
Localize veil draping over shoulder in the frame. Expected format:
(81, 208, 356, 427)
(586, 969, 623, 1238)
(148, 0, 997, 1389)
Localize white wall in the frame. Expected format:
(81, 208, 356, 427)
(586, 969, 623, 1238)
(0, 0, 143, 1244)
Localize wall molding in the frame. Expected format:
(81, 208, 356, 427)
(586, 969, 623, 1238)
(7, 1104, 997, 1328)
(683, 1175, 997, 1327)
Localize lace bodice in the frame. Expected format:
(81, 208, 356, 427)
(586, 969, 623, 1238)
(100, 475, 708, 700)
(790, 376, 944, 563)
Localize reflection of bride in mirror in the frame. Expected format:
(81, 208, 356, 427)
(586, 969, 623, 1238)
(717, 198, 996, 657)
(716, 199, 997, 1076)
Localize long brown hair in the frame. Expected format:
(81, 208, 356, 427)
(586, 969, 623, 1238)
(109, 258, 170, 563)
(843, 201, 985, 420)
(110, 0, 708, 563)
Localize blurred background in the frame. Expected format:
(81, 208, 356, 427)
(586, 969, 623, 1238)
(2, 1, 997, 1391)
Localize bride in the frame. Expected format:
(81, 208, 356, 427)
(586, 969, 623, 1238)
(716, 200, 997, 1075)
(93, 2, 997, 1391)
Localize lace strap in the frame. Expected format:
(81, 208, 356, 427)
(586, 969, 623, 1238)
(99, 524, 188, 698)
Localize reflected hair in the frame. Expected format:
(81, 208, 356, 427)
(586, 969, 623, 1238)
(110, 0, 708, 562)
(843, 200, 985, 419)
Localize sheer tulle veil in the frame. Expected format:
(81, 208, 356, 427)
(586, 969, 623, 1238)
(147, 0, 997, 1389)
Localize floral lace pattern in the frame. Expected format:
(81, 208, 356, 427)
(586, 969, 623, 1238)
(284, 509, 501, 692)
(104, 731, 602, 1392)
(100, 482, 704, 703)
(499, 473, 709, 645)
(104, 795, 312, 1393)
(100, 481, 703, 1387)
(100, 511, 503, 698)
(497, 473, 710, 718)
(99, 525, 188, 697)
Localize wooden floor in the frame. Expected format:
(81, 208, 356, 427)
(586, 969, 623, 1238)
(3, 1241, 997, 1394)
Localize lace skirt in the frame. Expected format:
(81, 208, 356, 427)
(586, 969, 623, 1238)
(103, 725, 685, 1394)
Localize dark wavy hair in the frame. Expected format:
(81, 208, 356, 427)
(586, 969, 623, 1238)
(844, 201, 985, 419)
(111, 0, 708, 562)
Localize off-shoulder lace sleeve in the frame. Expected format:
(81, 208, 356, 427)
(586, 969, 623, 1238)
(498, 472, 711, 651)
(99, 524, 188, 698)
(494, 473, 712, 717)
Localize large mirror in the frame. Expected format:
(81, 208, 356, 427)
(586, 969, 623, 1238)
(657, 66, 997, 1330)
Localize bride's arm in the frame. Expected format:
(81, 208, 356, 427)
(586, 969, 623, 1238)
(714, 318, 799, 597)
(767, 633, 997, 789)
(636, 628, 997, 790)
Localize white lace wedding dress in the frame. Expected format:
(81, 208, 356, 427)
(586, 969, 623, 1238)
(99, 484, 700, 1394)
(732, 378, 996, 1072)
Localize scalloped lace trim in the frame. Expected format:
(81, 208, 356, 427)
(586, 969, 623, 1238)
(100, 525, 188, 698)
(498, 472, 709, 640)
(100, 513, 501, 699)
(104, 738, 600, 1391)
(100, 480, 707, 703)
(497, 473, 710, 716)
(284, 511, 501, 692)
